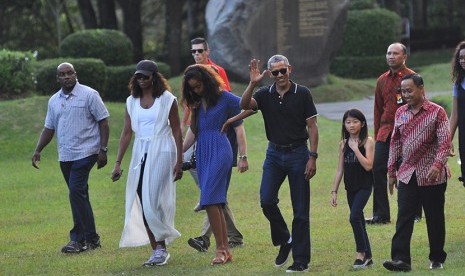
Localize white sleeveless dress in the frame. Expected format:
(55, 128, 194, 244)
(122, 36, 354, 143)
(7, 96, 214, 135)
(119, 91, 181, 247)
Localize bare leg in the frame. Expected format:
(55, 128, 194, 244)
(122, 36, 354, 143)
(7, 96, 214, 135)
(206, 204, 231, 263)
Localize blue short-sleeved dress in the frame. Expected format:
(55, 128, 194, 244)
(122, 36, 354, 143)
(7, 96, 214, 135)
(196, 92, 241, 209)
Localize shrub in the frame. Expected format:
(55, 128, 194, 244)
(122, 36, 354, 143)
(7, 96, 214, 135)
(105, 61, 172, 102)
(330, 56, 387, 79)
(0, 49, 36, 99)
(339, 9, 401, 57)
(35, 58, 107, 97)
(350, 0, 375, 10)
(59, 29, 133, 66)
(331, 8, 401, 78)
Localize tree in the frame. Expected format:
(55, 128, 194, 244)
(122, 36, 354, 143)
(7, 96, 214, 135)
(117, 0, 144, 62)
(164, 0, 186, 75)
(98, 0, 118, 29)
(77, 0, 98, 29)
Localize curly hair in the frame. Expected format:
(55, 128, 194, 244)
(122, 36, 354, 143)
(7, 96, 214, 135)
(180, 64, 225, 135)
(451, 41, 465, 84)
(128, 72, 171, 98)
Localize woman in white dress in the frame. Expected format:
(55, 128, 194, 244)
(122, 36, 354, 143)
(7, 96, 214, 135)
(111, 60, 183, 266)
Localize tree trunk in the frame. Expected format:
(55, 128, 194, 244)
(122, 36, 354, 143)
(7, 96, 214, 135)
(384, 0, 401, 15)
(165, 0, 186, 75)
(98, 0, 118, 29)
(77, 0, 98, 29)
(412, 0, 425, 28)
(117, 0, 144, 62)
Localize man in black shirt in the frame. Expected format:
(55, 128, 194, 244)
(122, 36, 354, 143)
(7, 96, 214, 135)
(240, 55, 319, 272)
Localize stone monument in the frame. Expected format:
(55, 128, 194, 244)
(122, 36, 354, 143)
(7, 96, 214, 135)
(206, 0, 350, 87)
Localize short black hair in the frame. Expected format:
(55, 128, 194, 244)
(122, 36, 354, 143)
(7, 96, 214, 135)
(402, 73, 424, 87)
(190, 37, 209, 49)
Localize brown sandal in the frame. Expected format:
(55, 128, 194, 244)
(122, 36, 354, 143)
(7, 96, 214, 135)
(211, 250, 232, 265)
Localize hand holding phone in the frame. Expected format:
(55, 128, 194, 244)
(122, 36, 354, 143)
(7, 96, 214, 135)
(111, 170, 123, 182)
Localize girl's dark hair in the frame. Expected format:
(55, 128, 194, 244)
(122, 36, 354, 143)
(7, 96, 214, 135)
(180, 64, 225, 135)
(451, 41, 465, 84)
(341, 109, 368, 152)
(128, 72, 171, 98)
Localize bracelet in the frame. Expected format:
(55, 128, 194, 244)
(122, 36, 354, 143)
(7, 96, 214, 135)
(331, 191, 337, 194)
(116, 160, 121, 164)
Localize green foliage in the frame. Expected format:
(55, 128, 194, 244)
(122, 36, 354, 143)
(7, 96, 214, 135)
(331, 8, 401, 78)
(330, 55, 387, 79)
(105, 61, 172, 102)
(35, 58, 107, 96)
(339, 9, 401, 57)
(59, 29, 133, 66)
(0, 49, 36, 98)
(105, 65, 133, 102)
(349, 0, 375, 10)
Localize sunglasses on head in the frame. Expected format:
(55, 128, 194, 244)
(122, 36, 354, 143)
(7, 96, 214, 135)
(135, 74, 150, 80)
(271, 68, 288, 76)
(191, 49, 205, 54)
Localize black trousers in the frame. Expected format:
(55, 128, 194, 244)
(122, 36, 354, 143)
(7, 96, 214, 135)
(391, 173, 447, 265)
(372, 139, 391, 220)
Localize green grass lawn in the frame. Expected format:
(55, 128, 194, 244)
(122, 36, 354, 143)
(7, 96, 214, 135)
(2, 92, 465, 275)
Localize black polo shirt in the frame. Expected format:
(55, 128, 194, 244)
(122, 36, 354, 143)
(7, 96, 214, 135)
(253, 81, 318, 145)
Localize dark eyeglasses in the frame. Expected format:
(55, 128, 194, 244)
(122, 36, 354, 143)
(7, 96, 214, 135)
(191, 49, 205, 54)
(271, 68, 288, 76)
(135, 74, 150, 80)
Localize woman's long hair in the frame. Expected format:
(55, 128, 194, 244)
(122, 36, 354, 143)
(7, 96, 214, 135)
(180, 64, 225, 135)
(341, 109, 368, 152)
(128, 72, 171, 98)
(451, 41, 465, 85)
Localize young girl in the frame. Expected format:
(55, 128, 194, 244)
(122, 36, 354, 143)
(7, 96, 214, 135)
(331, 109, 374, 269)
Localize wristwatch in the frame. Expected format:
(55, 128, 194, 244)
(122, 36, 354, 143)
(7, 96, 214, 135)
(239, 155, 247, 161)
(309, 151, 318, 159)
(100, 146, 108, 153)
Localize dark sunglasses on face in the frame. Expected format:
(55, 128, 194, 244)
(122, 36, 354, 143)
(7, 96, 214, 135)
(271, 68, 288, 76)
(135, 74, 150, 80)
(191, 49, 205, 54)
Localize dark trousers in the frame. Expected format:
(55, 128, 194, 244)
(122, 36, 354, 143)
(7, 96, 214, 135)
(372, 139, 391, 220)
(60, 154, 99, 243)
(260, 144, 310, 266)
(347, 188, 372, 258)
(391, 173, 447, 264)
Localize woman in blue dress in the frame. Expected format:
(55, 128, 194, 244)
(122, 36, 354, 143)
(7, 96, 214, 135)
(181, 64, 242, 265)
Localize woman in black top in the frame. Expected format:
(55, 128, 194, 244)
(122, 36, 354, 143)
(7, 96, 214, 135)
(331, 109, 374, 269)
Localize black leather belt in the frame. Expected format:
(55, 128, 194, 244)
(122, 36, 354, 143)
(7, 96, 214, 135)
(269, 141, 307, 151)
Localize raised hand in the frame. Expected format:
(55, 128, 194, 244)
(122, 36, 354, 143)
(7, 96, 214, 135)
(249, 59, 267, 83)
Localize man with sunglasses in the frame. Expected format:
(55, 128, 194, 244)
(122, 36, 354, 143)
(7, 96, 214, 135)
(183, 37, 247, 253)
(240, 55, 319, 273)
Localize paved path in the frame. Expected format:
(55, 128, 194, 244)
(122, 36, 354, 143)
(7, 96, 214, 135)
(315, 90, 450, 130)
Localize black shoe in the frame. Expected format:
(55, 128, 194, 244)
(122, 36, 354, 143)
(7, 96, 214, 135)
(365, 216, 390, 225)
(85, 238, 101, 250)
(459, 176, 464, 182)
(187, 236, 209, 252)
(383, 260, 411, 272)
(275, 241, 292, 267)
(429, 261, 444, 270)
(228, 240, 244, 248)
(61, 241, 86, 254)
(353, 257, 373, 269)
(285, 263, 308, 273)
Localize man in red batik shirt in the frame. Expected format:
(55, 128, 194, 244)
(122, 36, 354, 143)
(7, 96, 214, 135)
(383, 73, 450, 272)
(367, 43, 415, 225)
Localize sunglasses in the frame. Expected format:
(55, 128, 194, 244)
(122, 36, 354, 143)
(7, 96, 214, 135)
(191, 49, 205, 54)
(271, 68, 288, 76)
(135, 74, 150, 80)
